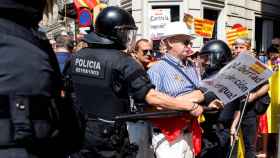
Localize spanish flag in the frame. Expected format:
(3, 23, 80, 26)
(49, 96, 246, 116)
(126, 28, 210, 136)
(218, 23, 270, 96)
(194, 18, 215, 38)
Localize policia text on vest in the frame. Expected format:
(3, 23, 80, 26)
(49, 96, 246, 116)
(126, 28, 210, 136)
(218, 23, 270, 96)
(73, 57, 105, 78)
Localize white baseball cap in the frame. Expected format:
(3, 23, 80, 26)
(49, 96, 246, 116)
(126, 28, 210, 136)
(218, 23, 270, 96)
(161, 21, 195, 41)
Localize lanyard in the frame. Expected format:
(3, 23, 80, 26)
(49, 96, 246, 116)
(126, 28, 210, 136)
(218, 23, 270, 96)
(162, 58, 197, 89)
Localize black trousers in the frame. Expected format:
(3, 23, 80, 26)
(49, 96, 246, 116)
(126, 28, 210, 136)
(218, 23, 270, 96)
(0, 148, 37, 158)
(231, 116, 257, 158)
(200, 126, 230, 158)
(72, 120, 137, 158)
(241, 117, 257, 158)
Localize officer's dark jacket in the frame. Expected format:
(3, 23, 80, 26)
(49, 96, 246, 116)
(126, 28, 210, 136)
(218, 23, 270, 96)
(65, 47, 154, 119)
(0, 18, 82, 157)
(0, 21, 61, 96)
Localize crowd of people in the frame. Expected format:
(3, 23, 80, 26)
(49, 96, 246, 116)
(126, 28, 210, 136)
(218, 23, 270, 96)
(0, 1, 280, 158)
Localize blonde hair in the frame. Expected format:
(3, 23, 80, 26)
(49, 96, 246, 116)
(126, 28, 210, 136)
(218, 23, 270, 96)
(233, 38, 251, 49)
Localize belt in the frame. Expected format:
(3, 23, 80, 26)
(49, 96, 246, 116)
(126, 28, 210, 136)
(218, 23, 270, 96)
(0, 95, 52, 119)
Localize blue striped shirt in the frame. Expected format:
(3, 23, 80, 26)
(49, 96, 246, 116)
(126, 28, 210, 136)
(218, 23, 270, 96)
(147, 54, 200, 97)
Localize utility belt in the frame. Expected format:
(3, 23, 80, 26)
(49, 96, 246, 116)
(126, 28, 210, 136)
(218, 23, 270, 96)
(0, 95, 56, 149)
(86, 113, 138, 157)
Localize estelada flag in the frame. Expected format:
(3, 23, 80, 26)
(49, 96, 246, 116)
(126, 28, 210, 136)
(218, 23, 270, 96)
(194, 18, 215, 38)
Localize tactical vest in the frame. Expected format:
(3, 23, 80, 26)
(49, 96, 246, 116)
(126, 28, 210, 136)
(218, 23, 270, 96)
(70, 48, 131, 120)
(0, 18, 83, 156)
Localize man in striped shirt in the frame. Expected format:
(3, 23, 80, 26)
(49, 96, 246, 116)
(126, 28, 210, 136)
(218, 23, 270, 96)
(147, 22, 203, 158)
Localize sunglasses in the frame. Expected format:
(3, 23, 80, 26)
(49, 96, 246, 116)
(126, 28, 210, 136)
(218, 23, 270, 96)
(170, 38, 192, 46)
(184, 41, 193, 46)
(142, 49, 153, 56)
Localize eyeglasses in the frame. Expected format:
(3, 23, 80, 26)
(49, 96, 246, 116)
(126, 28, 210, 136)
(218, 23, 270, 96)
(142, 49, 153, 56)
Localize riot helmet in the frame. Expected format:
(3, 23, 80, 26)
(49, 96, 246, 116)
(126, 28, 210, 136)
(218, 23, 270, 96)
(199, 40, 232, 74)
(94, 6, 138, 50)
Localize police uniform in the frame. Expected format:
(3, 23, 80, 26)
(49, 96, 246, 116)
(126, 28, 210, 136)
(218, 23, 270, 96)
(64, 46, 154, 158)
(198, 40, 236, 158)
(198, 69, 240, 158)
(0, 2, 83, 157)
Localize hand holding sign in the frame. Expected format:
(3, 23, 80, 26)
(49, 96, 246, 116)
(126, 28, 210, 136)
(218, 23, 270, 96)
(200, 52, 273, 104)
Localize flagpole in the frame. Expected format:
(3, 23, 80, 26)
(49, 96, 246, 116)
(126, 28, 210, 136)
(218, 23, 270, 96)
(227, 92, 250, 158)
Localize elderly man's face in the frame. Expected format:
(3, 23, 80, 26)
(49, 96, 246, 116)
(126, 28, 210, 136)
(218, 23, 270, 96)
(136, 41, 153, 64)
(168, 37, 193, 59)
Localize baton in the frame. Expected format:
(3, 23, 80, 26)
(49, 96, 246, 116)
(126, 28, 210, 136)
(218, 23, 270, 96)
(114, 106, 218, 121)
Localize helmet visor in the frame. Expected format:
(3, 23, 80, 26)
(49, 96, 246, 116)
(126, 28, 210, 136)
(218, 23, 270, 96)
(116, 28, 137, 51)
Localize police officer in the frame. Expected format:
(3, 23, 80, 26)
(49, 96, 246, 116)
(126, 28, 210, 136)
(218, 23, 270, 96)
(197, 40, 241, 158)
(64, 6, 204, 158)
(0, 1, 83, 158)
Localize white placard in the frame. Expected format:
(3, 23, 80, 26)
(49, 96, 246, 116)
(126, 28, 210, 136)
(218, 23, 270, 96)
(149, 9, 171, 40)
(200, 52, 273, 104)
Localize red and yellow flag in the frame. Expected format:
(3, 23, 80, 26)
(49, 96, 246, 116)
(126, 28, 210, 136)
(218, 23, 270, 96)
(249, 61, 266, 74)
(226, 25, 248, 46)
(226, 28, 238, 46)
(194, 18, 215, 38)
(74, 0, 98, 10)
(74, 0, 107, 24)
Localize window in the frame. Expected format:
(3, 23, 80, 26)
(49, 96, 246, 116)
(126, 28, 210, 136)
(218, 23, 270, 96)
(203, 8, 220, 43)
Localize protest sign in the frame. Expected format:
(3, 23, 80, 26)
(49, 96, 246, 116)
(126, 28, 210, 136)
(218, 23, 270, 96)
(149, 9, 171, 40)
(200, 52, 273, 104)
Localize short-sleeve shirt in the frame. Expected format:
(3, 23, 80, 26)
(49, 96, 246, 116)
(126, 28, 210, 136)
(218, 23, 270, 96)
(147, 54, 200, 97)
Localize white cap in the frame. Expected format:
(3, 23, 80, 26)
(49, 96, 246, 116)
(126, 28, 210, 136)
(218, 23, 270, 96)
(161, 21, 195, 41)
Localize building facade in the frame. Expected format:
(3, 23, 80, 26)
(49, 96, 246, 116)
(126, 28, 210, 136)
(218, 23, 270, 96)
(42, 0, 280, 52)
(119, 0, 280, 51)
(42, 0, 75, 39)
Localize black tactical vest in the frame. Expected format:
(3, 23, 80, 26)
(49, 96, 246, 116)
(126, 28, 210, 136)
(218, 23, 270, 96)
(70, 48, 132, 119)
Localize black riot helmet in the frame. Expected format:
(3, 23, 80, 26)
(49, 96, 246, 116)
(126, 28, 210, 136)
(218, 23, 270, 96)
(0, 0, 46, 26)
(94, 6, 138, 50)
(199, 40, 232, 73)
